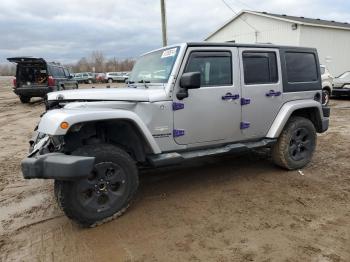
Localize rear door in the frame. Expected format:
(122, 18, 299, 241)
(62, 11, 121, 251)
(239, 48, 283, 139)
(63, 68, 76, 89)
(173, 47, 242, 146)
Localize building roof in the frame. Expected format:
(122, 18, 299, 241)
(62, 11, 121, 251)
(257, 11, 350, 30)
(206, 10, 350, 40)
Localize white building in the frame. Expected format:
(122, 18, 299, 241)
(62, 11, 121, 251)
(205, 10, 350, 76)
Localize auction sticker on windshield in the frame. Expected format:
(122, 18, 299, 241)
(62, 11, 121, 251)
(161, 48, 177, 58)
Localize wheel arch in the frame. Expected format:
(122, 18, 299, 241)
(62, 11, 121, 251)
(38, 109, 161, 156)
(64, 119, 155, 163)
(266, 100, 324, 138)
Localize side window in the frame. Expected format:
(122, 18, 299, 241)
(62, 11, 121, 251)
(64, 68, 70, 77)
(285, 52, 318, 82)
(51, 67, 65, 77)
(184, 51, 232, 86)
(242, 52, 278, 85)
(320, 67, 325, 75)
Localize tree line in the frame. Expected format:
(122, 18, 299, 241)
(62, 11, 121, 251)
(0, 51, 135, 76)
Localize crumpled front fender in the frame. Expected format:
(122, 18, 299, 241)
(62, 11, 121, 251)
(38, 108, 161, 154)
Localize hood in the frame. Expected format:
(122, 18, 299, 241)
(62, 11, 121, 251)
(47, 87, 169, 102)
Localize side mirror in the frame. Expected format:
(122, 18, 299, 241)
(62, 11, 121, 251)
(180, 72, 201, 89)
(177, 72, 201, 100)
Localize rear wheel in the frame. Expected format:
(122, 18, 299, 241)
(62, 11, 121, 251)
(272, 117, 316, 170)
(19, 96, 30, 103)
(322, 89, 330, 106)
(55, 144, 139, 227)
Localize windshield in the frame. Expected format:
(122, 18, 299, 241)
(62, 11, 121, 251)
(129, 47, 179, 84)
(337, 72, 350, 79)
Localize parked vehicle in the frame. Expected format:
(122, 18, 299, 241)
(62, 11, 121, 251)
(74, 72, 95, 84)
(7, 57, 78, 103)
(332, 71, 350, 97)
(21, 43, 330, 227)
(95, 73, 106, 83)
(320, 65, 333, 106)
(105, 72, 130, 83)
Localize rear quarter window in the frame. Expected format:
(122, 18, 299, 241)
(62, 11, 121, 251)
(50, 66, 65, 78)
(285, 52, 318, 82)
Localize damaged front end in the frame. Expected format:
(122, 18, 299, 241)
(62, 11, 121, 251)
(23, 133, 95, 180)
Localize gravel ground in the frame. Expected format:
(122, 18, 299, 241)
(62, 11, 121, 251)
(0, 76, 349, 261)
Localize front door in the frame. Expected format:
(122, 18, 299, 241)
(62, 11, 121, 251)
(239, 48, 283, 139)
(173, 48, 242, 146)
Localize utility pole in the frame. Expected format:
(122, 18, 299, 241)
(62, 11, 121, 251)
(160, 0, 168, 47)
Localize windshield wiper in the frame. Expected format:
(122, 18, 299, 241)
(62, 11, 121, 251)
(138, 80, 151, 83)
(137, 79, 150, 88)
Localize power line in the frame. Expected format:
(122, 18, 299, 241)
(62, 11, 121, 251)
(220, 0, 259, 42)
(221, 0, 258, 32)
(227, 0, 255, 11)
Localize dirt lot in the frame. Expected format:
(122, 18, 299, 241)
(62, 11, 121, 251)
(0, 76, 349, 261)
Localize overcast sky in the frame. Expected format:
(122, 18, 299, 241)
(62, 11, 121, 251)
(1, 0, 350, 64)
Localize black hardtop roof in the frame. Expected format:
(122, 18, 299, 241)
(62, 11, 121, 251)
(7, 57, 64, 67)
(187, 42, 317, 52)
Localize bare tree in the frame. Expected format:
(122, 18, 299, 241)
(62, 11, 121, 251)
(89, 51, 105, 72)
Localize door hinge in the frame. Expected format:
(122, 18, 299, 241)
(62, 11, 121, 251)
(172, 102, 184, 111)
(241, 98, 251, 105)
(173, 129, 185, 137)
(240, 122, 250, 129)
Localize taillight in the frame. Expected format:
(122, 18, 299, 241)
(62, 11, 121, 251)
(12, 78, 16, 87)
(48, 76, 55, 86)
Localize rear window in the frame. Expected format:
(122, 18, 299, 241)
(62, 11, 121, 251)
(285, 52, 318, 83)
(242, 52, 278, 85)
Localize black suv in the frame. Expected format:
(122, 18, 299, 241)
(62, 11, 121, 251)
(7, 57, 78, 103)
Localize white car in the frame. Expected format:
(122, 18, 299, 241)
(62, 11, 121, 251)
(320, 65, 333, 106)
(105, 72, 130, 83)
(332, 71, 350, 98)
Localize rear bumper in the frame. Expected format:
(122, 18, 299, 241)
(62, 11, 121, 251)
(21, 153, 95, 180)
(13, 86, 52, 97)
(332, 88, 350, 96)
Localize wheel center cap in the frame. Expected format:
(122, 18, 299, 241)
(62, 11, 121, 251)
(98, 183, 107, 191)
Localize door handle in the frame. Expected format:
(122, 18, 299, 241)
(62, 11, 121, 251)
(266, 90, 281, 97)
(222, 93, 240, 100)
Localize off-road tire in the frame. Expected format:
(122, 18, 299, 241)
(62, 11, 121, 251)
(272, 116, 316, 170)
(54, 144, 139, 227)
(322, 89, 330, 106)
(19, 96, 30, 103)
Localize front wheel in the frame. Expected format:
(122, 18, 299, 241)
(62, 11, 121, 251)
(55, 144, 139, 227)
(272, 117, 316, 170)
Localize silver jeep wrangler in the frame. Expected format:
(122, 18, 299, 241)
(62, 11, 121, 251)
(22, 43, 330, 227)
